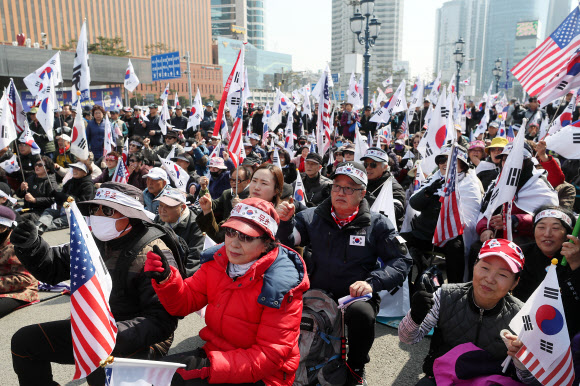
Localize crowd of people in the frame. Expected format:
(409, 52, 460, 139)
(0, 94, 579, 386)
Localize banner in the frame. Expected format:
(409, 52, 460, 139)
(21, 87, 123, 112)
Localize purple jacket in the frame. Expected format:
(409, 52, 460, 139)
(340, 111, 359, 137)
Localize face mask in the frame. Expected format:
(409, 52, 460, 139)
(395, 144, 404, 151)
(336, 141, 343, 148)
(210, 171, 220, 179)
(90, 215, 131, 241)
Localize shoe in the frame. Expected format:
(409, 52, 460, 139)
(346, 366, 367, 386)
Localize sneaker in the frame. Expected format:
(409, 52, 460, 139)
(346, 366, 367, 386)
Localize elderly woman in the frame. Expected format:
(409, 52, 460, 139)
(16, 156, 57, 223)
(512, 205, 580, 340)
(399, 239, 537, 385)
(467, 140, 486, 168)
(145, 197, 309, 385)
(87, 105, 107, 160)
(93, 151, 122, 188)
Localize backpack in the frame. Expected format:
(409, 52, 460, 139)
(295, 289, 347, 386)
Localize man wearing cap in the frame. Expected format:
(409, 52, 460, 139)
(250, 105, 265, 136)
(200, 102, 215, 132)
(15, 132, 39, 181)
(278, 161, 412, 385)
(155, 188, 204, 277)
(10, 182, 180, 385)
(36, 161, 95, 233)
(476, 137, 508, 191)
(141, 103, 163, 147)
(171, 106, 188, 132)
(360, 147, 406, 226)
(248, 133, 267, 161)
(143, 167, 170, 214)
(207, 157, 231, 200)
(485, 121, 500, 141)
(151, 130, 183, 160)
(243, 138, 261, 161)
(296, 152, 332, 207)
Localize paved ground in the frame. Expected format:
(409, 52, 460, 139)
(0, 229, 430, 385)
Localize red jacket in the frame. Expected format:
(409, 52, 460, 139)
(539, 155, 565, 188)
(153, 244, 309, 385)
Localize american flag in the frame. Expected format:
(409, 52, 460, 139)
(228, 96, 245, 167)
(7, 79, 26, 134)
(68, 203, 117, 379)
(515, 346, 574, 386)
(400, 112, 409, 139)
(318, 73, 332, 155)
(506, 125, 515, 143)
(433, 143, 464, 246)
(112, 160, 129, 183)
(511, 7, 580, 96)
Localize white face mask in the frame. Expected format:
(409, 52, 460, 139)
(89, 215, 131, 241)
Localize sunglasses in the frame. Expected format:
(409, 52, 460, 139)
(363, 162, 378, 169)
(129, 159, 138, 163)
(229, 178, 248, 183)
(224, 228, 262, 243)
(34, 162, 45, 167)
(89, 204, 116, 217)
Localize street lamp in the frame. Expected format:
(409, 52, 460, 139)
(492, 57, 502, 93)
(183, 52, 193, 106)
(453, 37, 465, 93)
(350, 0, 381, 107)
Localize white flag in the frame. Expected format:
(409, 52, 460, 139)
(461, 77, 470, 86)
(103, 115, 115, 158)
(418, 88, 448, 173)
(370, 80, 407, 123)
(24, 52, 63, 97)
(158, 156, 189, 192)
(347, 72, 364, 111)
(0, 92, 17, 150)
(272, 146, 282, 169)
(428, 73, 441, 104)
(226, 46, 245, 116)
(19, 126, 41, 155)
(294, 171, 307, 204)
(174, 92, 179, 107)
(160, 83, 170, 101)
(370, 177, 398, 231)
(382, 75, 393, 88)
(71, 22, 91, 104)
(158, 98, 170, 135)
(447, 72, 456, 94)
(187, 88, 203, 129)
(0, 153, 20, 173)
(284, 106, 294, 150)
(70, 102, 89, 159)
(354, 125, 369, 162)
(203, 234, 217, 250)
(124, 59, 140, 92)
(408, 76, 424, 111)
(243, 68, 252, 101)
(546, 122, 580, 159)
(114, 96, 123, 111)
(104, 357, 185, 386)
(35, 75, 56, 140)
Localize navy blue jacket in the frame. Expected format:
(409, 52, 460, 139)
(277, 197, 412, 298)
(208, 170, 231, 200)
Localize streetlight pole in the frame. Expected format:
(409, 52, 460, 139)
(350, 0, 381, 108)
(183, 51, 193, 106)
(492, 57, 502, 94)
(453, 38, 465, 94)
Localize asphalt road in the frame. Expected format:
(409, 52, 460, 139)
(0, 229, 430, 386)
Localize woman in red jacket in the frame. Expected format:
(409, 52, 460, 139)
(145, 197, 309, 385)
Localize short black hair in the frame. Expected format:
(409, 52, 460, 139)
(129, 151, 145, 163)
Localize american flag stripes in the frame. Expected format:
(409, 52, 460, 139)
(515, 346, 574, 386)
(228, 101, 245, 167)
(433, 143, 464, 246)
(111, 159, 129, 184)
(511, 7, 580, 96)
(7, 79, 26, 134)
(67, 203, 117, 380)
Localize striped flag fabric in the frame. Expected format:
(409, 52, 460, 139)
(515, 346, 574, 386)
(66, 202, 117, 380)
(7, 79, 27, 134)
(511, 7, 580, 96)
(227, 102, 245, 167)
(111, 159, 129, 184)
(433, 143, 464, 246)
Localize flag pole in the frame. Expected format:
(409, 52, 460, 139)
(14, 139, 27, 182)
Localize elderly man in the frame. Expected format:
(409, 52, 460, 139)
(360, 147, 406, 227)
(143, 167, 169, 214)
(171, 106, 188, 132)
(155, 188, 204, 277)
(248, 133, 267, 161)
(299, 152, 332, 207)
(10, 182, 179, 385)
(141, 103, 163, 146)
(212, 165, 252, 223)
(153, 130, 182, 159)
(206, 157, 231, 200)
(278, 161, 412, 385)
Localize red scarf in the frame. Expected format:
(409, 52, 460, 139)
(58, 144, 71, 155)
(331, 206, 359, 229)
(298, 156, 306, 173)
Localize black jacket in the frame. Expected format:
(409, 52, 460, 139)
(144, 115, 163, 146)
(366, 171, 406, 227)
(251, 112, 264, 136)
(54, 175, 95, 204)
(16, 173, 57, 214)
(300, 172, 332, 207)
(409, 176, 443, 240)
(14, 224, 179, 356)
(170, 115, 188, 132)
(212, 187, 250, 223)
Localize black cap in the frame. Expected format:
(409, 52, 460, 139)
(149, 103, 158, 109)
(175, 105, 182, 110)
(242, 156, 261, 166)
(364, 106, 372, 111)
(165, 130, 179, 138)
(171, 153, 193, 164)
(281, 183, 293, 199)
(306, 153, 322, 164)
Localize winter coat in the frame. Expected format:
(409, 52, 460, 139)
(0, 242, 38, 303)
(340, 111, 359, 138)
(251, 112, 264, 136)
(212, 187, 250, 223)
(86, 119, 106, 159)
(282, 165, 298, 184)
(16, 173, 57, 214)
(277, 197, 412, 299)
(365, 171, 406, 226)
(299, 172, 332, 207)
(512, 243, 580, 339)
(54, 174, 95, 205)
(128, 165, 151, 191)
(208, 170, 231, 200)
(30, 120, 56, 154)
(152, 243, 309, 385)
(475, 159, 500, 192)
(144, 115, 163, 147)
(14, 224, 179, 356)
(170, 115, 188, 132)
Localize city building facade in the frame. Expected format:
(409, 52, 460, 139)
(211, 0, 265, 50)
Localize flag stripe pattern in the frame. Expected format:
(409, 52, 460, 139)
(511, 7, 580, 96)
(433, 144, 463, 246)
(112, 160, 129, 183)
(69, 209, 117, 379)
(228, 102, 244, 168)
(516, 346, 574, 386)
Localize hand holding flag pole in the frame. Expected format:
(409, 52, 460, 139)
(562, 219, 580, 266)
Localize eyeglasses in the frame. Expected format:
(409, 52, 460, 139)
(331, 184, 364, 195)
(34, 163, 45, 167)
(363, 162, 378, 169)
(129, 159, 138, 163)
(89, 204, 116, 217)
(229, 178, 248, 183)
(224, 228, 262, 243)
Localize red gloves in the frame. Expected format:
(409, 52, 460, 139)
(144, 245, 171, 283)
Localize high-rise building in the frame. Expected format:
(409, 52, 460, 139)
(330, 0, 404, 98)
(211, 0, 265, 50)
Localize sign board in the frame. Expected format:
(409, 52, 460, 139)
(151, 51, 181, 81)
(516, 21, 538, 38)
(500, 81, 513, 89)
(21, 87, 122, 112)
(340, 91, 345, 100)
(331, 73, 340, 84)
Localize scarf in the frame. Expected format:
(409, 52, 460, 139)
(331, 206, 359, 229)
(58, 144, 71, 155)
(299, 156, 305, 173)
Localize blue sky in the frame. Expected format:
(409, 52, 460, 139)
(265, 0, 446, 77)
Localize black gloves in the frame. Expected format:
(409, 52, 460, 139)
(424, 179, 444, 196)
(410, 282, 435, 325)
(10, 220, 39, 249)
(144, 245, 171, 283)
(176, 354, 211, 380)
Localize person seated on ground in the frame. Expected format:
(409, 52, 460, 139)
(361, 147, 406, 227)
(93, 151, 122, 188)
(198, 164, 284, 244)
(342, 143, 356, 162)
(10, 182, 179, 386)
(37, 162, 95, 233)
(143, 167, 170, 215)
(145, 197, 309, 385)
(401, 144, 482, 283)
(268, 148, 297, 184)
(154, 188, 204, 277)
(512, 205, 580, 339)
(242, 155, 262, 175)
(476, 137, 508, 192)
(55, 133, 75, 169)
(170, 153, 200, 201)
(248, 133, 267, 162)
(325, 147, 344, 176)
(298, 152, 332, 207)
(212, 166, 252, 223)
(277, 161, 412, 385)
(206, 157, 230, 200)
(0, 206, 38, 318)
(13, 135, 37, 182)
(243, 139, 261, 162)
(398, 239, 536, 385)
(16, 156, 57, 223)
(54, 152, 103, 180)
(127, 151, 150, 190)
